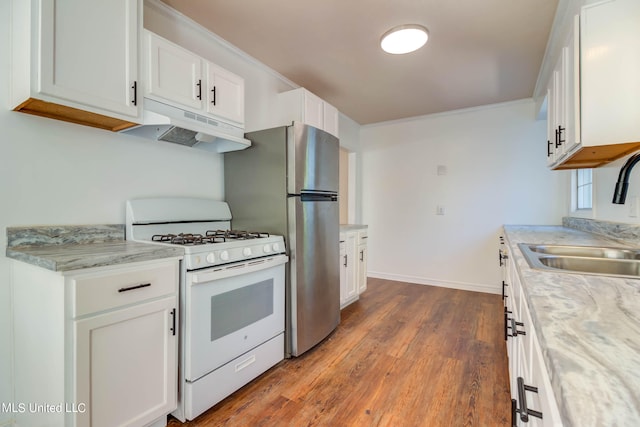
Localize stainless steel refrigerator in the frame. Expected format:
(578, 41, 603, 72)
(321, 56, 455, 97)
(224, 122, 340, 357)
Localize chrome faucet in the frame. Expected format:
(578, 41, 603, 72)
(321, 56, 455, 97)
(612, 152, 640, 204)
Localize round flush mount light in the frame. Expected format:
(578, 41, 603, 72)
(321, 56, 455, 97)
(380, 24, 429, 54)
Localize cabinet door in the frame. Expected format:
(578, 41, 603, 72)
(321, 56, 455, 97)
(357, 243, 368, 294)
(303, 90, 324, 130)
(345, 233, 358, 303)
(38, 0, 140, 119)
(323, 101, 339, 137)
(206, 62, 245, 124)
(74, 296, 177, 427)
(581, 0, 640, 147)
(546, 67, 561, 166)
(145, 31, 204, 111)
(339, 238, 347, 306)
(563, 15, 581, 155)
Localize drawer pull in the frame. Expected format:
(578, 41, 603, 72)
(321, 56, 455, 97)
(516, 376, 543, 422)
(235, 354, 256, 372)
(118, 283, 151, 293)
(170, 308, 176, 336)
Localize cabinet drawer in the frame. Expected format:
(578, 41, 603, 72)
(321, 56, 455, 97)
(71, 261, 178, 317)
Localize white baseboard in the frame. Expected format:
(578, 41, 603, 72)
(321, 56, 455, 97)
(368, 271, 500, 295)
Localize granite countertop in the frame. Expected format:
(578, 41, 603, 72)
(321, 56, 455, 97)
(340, 224, 368, 232)
(503, 225, 640, 427)
(5, 225, 183, 272)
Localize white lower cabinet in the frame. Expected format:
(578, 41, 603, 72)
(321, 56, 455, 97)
(12, 258, 179, 427)
(339, 228, 368, 309)
(339, 232, 358, 308)
(504, 241, 563, 426)
(356, 231, 368, 294)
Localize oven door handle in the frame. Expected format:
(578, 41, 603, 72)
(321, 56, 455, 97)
(190, 254, 288, 284)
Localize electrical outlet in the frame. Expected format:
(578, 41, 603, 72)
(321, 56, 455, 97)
(436, 205, 445, 215)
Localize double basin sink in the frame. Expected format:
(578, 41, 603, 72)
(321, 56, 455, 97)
(519, 243, 640, 278)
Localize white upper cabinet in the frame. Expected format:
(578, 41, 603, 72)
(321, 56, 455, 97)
(549, 0, 640, 170)
(146, 31, 204, 111)
(277, 88, 340, 137)
(143, 30, 245, 126)
(206, 63, 245, 124)
(11, 0, 142, 131)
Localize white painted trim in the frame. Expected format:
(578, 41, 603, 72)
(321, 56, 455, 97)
(361, 98, 534, 129)
(144, 0, 299, 90)
(368, 271, 501, 295)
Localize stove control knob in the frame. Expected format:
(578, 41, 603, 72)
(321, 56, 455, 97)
(263, 244, 272, 253)
(220, 250, 229, 261)
(243, 247, 252, 257)
(206, 252, 215, 263)
(272, 243, 280, 252)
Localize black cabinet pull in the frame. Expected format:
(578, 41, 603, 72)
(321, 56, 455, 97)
(170, 308, 176, 336)
(211, 86, 216, 105)
(499, 251, 508, 267)
(511, 399, 518, 427)
(343, 254, 348, 267)
(510, 318, 525, 337)
(118, 283, 151, 293)
(131, 81, 137, 106)
(547, 140, 552, 157)
(196, 79, 202, 100)
(502, 280, 508, 299)
(557, 125, 565, 147)
(516, 376, 543, 422)
(504, 308, 513, 341)
(360, 250, 364, 261)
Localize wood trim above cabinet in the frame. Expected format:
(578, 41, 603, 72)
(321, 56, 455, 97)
(552, 141, 640, 170)
(14, 98, 138, 132)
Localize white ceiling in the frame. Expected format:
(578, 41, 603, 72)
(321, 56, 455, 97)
(161, 0, 559, 125)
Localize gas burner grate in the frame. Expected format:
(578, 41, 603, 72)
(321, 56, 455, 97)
(206, 229, 270, 240)
(151, 233, 226, 246)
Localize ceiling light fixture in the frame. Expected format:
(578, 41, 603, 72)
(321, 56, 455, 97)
(380, 24, 429, 54)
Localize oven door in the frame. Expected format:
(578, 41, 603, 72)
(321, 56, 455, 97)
(184, 255, 287, 382)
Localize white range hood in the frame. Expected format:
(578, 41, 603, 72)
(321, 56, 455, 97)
(121, 98, 251, 153)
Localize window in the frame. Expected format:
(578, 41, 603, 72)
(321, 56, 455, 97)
(575, 169, 593, 210)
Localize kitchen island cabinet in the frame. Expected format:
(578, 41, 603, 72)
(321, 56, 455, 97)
(502, 224, 640, 426)
(7, 226, 182, 427)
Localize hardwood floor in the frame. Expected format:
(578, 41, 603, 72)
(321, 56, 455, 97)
(168, 278, 510, 426)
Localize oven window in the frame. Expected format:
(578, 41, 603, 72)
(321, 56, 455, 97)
(210, 279, 274, 341)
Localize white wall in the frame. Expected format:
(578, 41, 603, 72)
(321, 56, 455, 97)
(361, 100, 569, 293)
(586, 156, 640, 224)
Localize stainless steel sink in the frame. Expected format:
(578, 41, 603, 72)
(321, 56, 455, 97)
(527, 244, 640, 259)
(518, 243, 640, 278)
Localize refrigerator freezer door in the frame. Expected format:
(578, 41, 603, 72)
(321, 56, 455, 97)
(287, 194, 340, 356)
(288, 123, 339, 194)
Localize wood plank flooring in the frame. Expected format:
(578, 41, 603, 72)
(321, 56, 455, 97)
(168, 278, 510, 426)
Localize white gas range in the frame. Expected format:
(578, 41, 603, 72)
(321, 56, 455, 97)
(126, 197, 288, 421)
